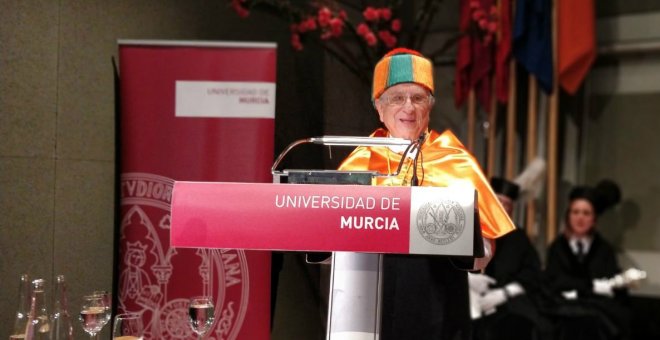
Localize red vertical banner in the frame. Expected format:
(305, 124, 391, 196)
(118, 40, 276, 339)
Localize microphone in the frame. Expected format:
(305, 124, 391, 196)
(410, 132, 426, 186)
(416, 132, 427, 144)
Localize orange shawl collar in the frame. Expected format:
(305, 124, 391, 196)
(339, 128, 514, 239)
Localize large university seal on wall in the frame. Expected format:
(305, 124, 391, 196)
(416, 200, 466, 245)
(119, 172, 249, 339)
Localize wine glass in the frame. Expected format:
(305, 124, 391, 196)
(112, 313, 143, 340)
(91, 290, 112, 331)
(188, 296, 215, 339)
(79, 294, 110, 339)
(91, 290, 112, 314)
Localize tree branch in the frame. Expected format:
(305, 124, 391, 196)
(415, 0, 441, 50)
(407, 0, 436, 48)
(427, 32, 462, 60)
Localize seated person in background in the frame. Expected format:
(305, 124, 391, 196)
(470, 177, 553, 340)
(544, 180, 632, 340)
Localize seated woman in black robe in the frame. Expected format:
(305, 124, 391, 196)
(544, 180, 631, 340)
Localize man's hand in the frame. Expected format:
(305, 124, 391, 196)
(479, 288, 507, 314)
(593, 278, 615, 297)
(504, 282, 525, 298)
(593, 267, 647, 297)
(611, 268, 647, 288)
(468, 272, 496, 294)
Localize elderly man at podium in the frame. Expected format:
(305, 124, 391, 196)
(339, 48, 515, 339)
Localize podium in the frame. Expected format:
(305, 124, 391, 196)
(170, 136, 482, 340)
(276, 169, 384, 340)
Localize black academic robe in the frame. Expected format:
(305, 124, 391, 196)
(473, 228, 553, 340)
(544, 232, 631, 340)
(381, 255, 471, 340)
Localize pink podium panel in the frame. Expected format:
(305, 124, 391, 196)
(171, 182, 477, 256)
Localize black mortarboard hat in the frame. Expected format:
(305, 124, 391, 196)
(490, 177, 520, 201)
(569, 179, 622, 215)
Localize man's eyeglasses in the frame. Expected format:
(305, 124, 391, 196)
(379, 93, 434, 107)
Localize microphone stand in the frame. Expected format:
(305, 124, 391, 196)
(271, 135, 416, 177)
(410, 133, 426, 186)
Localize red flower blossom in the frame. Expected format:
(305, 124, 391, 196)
(378, 30, 397, 48)
(291, 33, 303, 50)
(472, 8, 485, 21)
(231, 0, 249, 18)
(486, 21, 497, 33)
(379, 8, 392, 21)
(357, 22, 371, 36)
(363, 6, 379, 22)
(329, 17, 344, 37)
(318, 7, 332, 27)
(338, 9, 347, 20)
(391, 19, 402, 32)
(478, 18, 488, 29)
(364, 32, 377, 46)
(298, 17, 317, 32)
(377, 30, 391, 41)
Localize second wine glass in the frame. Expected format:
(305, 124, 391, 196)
(112, 313, 143, 340)
(79, 294, 110, 339)
(188, 296, 215, 340)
